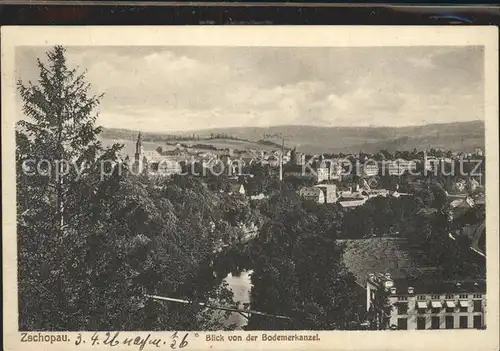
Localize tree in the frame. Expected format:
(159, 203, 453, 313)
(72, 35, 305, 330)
(246, 194, 363, 330)
(419, 187, 435, 207)
(17, 46, 122, 330)
(367, 288, 392, 330)
(17, 45, 105, 233)
(17, 46, 238, 331)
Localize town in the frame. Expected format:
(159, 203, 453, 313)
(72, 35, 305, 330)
(109, 130, 486, 331)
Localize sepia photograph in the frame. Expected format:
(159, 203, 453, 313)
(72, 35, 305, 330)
(2, 26, 499, 351)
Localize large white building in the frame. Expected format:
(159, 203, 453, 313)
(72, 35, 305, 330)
(367, 273, 486, 330)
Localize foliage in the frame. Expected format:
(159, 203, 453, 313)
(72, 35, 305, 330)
(17, 46, 239, 331)
(341, 196, 420, 239)
(367, 288, 392, 330)
(246, 192, 363, 330)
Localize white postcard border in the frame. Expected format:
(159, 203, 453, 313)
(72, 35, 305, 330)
(2, 26, 499, 351)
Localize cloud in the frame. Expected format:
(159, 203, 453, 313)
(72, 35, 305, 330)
(15, 45, 484, 131)
(406, 56, 436, 69)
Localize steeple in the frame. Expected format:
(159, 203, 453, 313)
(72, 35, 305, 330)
(136, 132, 142, 154)
(134, 132, 144, 174)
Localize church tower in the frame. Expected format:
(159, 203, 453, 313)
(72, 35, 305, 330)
(134, 132, 144, 173)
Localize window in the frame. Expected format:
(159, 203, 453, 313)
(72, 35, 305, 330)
(417, 295, 426, 300)
(398, 296, 408, 301)
(459, 294, 468, 299)
(473, 300, 482, 312)
(459, 316, 468, 329)
(445, 294, 454, 299)
(445, 300, 456, 313)
(431, 307, 441, 314)
(397, 318, 408, 330)
(431, 316, 440, 329)
(397, 303, 408, 315)
(473, 294, 482, 299)
(431, 294, 440, 299)
(473, 315, 482, 329)
(416, 301, 428, 314)
(445, 316, 454, 329)
(417, 317, 426, 330)
(459, 303, 468, 313)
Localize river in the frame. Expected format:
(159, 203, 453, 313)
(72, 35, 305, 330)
(222, 270, 253, 329)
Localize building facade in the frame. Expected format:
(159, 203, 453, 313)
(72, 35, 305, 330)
(358, 163, 379, 178)
(384, 160, 417, 176)
(314, 184, 337, 204)
(299, 186, 325, 203)
(367, 273, 486, 330)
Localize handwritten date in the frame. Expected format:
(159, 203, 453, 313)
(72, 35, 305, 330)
(75, 331, 196, 350)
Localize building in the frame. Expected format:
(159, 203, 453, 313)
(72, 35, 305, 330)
(314, 160, 343, 183)
(384, 160, 417, 176)
(467, 178, 481, 193)
(358, 162, 379, 178)
(447, 195, 475, 222)
(133, 133, 182, 176)
(267, 155, 280, 168)
(454, 179, 467, 193)
(339, 198, 367, 209)
(338, 190, 368, 209)
(294, 152, 306, 165)
(340, 237, 486, 331)
(224, 179, 246, 197)
(368, 189, 390, 198)
(449, 196, 475, 210)
(299, 186, 325, 203)
(249, 193, 267, 201)
(326, 160, 343, 181)
(316, 165, 330, 183)
(367, 273, 486, 330)
(424, 151, 439, 172)
(314, 184, 337, 204)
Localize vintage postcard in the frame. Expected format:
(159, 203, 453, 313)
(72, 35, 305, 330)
(2, 26, 499, 351)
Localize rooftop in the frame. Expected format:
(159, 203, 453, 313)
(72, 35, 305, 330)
(340, 238, 433, 286)
(389, 277, 486, 295)
(339, 237, 485, 293)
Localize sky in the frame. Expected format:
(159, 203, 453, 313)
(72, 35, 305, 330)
(15, 45, 484, 132)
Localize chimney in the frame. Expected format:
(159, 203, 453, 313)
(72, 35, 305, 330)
(408, 287, 415, 295)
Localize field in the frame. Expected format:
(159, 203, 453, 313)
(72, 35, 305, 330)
(100, 120, 485, 156)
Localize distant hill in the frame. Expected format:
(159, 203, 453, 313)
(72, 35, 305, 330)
(100, 120, 484, 155)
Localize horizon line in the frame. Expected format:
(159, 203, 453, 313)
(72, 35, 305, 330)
(99, 119, 485, 135)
